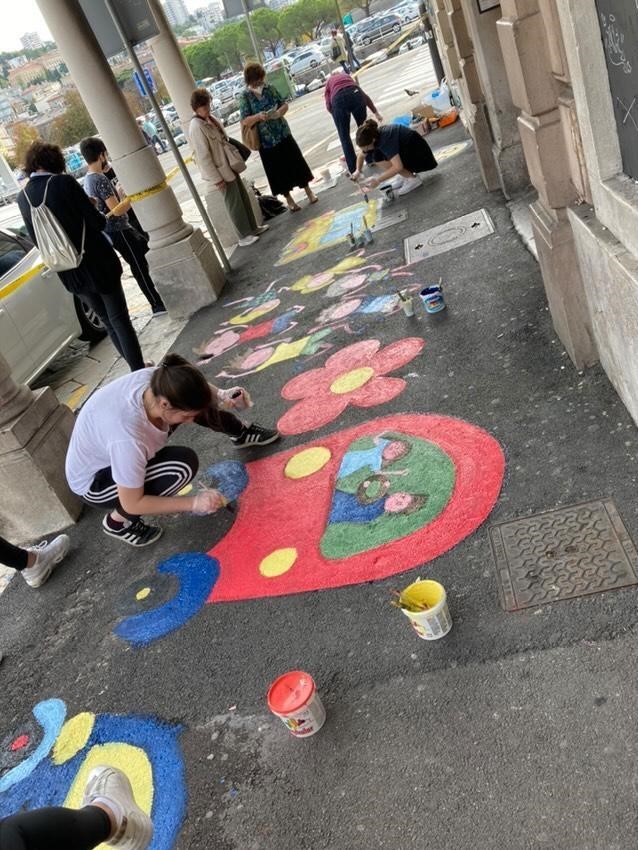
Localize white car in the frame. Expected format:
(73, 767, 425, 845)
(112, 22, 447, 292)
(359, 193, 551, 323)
(394, 3, 420, 23)
(288, 48, 325, 77)
(0, 205, 106, 385)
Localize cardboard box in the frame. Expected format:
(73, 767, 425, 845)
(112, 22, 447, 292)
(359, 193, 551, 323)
(412, 104, 437, 122)
(412, 118, 431, 137)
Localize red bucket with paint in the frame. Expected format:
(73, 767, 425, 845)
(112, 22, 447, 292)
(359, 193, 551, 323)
(267, 671, 326, 738)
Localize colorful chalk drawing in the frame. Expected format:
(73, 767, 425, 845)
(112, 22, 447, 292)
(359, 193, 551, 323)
(194, 307, 304, 364)
(432, 140, 473, 163)
(220, 280, 285, 327)
(215, 327, 335, 379)
(278, 338, 425, 435)
(114, 553, 219, 646)
(0, 699, 185, 850)
(207, 414, 505, 601)
(275, 201, 379, 266)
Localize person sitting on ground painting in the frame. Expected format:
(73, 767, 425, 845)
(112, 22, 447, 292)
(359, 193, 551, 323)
(352, 118, 437, 197)
(0, 765, 151, 850)
(64, 354, 280, 548)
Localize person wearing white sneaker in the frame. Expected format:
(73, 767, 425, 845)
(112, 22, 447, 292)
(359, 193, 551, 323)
(65, 354, 280, 547)
(189, 88, 266, 250)
(0, 533, 70, 588)
(353, 118, 437, 197)
(0, 765, 152, 850)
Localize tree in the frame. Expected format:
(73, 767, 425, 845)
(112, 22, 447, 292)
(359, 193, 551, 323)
(250, 7, 283, 56)
(11, 122, 39, 168)
(49, 90, 97, 148)
(184, 38, 224, 80)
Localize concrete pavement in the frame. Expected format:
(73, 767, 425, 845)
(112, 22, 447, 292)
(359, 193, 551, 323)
(2, 57, 638, 850)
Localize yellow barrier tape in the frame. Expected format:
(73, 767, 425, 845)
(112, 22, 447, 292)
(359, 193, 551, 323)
(3, 154, 196, 295)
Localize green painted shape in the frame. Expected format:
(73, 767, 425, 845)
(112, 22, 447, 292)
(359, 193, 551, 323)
(320, 431, 456, 559)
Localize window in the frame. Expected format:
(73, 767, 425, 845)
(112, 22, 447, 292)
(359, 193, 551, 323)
(0, 232, 28, 278)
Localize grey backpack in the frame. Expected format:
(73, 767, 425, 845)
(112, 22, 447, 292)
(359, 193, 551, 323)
(24, 176, 85, 272)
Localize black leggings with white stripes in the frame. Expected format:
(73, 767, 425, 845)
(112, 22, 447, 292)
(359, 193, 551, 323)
(81, 407, 244, 519)
(82, 445, 199, 520)
(0, 805, 110, 850)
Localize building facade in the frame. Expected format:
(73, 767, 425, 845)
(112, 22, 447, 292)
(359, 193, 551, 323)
(20, 31, 44, 51)
(162, 0, 190, 26)
(427, 0, 638, 426)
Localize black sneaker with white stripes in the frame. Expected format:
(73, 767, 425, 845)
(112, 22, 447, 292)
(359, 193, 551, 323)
(102, 515, 163, 547)
(231, 423, 280, 449)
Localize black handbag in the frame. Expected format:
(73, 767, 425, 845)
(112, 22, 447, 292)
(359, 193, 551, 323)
(227, 136, 251, 161)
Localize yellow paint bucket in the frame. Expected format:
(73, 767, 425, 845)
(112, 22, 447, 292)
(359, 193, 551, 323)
(400, 579, 452, 641)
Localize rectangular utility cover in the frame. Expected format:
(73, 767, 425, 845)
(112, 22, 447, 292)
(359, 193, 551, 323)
(79, 0, 159, 58)
(403, 208, 494, 263)
(490, 500, 638, 611)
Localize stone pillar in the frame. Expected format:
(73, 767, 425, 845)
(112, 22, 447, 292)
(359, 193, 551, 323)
(458, 0, 529, 197)
(443, 0, 501, 191)
(0, 355, 81, 542)
(145, 0, 263, 246)
(36, 0, 225, 320)
(497, 0, 596, 368)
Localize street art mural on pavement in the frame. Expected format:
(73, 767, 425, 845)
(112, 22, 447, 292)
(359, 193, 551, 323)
(110, 414, 504, 642)
(275, 201, 379, 266)
(277, 338, 425, 435)
(0, 699, 186, 850)
(208, 414, 504, 601)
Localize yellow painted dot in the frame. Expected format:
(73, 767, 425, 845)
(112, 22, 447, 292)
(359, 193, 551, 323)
(285, 447, 331, 479)
(52, 713, 96, 765)
(259, 548, 298, 578)
(178, 483, 193, 496)
(136, 587, 151, 601)
(330, 367, 375, 395)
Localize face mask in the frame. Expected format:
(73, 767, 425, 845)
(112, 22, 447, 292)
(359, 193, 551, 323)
(250, 85, 264, 96)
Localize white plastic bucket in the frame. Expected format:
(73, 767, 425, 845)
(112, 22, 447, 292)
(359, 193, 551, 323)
(267, 671, 326, 738)
(400, 579, 452, 641)
(400, 295, 415, 317)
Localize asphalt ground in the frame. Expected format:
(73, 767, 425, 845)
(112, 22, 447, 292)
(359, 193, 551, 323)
(2, 68, 638, 849)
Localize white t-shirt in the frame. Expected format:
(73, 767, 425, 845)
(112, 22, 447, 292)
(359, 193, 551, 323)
(65, 368, 169, 496)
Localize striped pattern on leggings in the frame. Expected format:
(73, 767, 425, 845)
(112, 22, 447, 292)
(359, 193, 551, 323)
(82, 445, 199, 520)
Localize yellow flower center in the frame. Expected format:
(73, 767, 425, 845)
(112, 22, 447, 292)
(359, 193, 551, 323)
(329, 367, 375, 395)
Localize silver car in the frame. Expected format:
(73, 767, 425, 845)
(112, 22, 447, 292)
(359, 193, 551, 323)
(0, 205, 105, 385)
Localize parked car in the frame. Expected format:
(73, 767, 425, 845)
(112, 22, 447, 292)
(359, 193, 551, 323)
(288, 48, 325, 76)
(393, 2, 420, 23)
(0, 205, 106, 385)
(355, 13, 402, 45)
(210, 79, 234, 103)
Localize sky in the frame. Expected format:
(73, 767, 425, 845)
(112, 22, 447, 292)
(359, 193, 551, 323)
(1, 1, 204, 53)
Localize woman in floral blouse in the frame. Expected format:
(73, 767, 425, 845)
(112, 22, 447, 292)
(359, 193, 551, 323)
(239, 62, 317, 212)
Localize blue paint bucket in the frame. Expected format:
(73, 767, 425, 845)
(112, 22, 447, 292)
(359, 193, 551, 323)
(420, 285, 446, 314)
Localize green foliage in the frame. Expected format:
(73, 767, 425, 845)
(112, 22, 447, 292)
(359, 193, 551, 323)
(183, 0, 342, 77)
(12, 122, 39, 169)
(48, 91, 97, 149)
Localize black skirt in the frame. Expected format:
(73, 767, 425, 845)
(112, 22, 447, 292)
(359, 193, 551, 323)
(399, 131, 437, 174)
(259, 134, 314, 196)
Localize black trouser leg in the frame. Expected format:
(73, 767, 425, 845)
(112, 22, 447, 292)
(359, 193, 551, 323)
(0, 535, 28, 571)
(332, 88, 366, 174)
(0, 806, 111, 850)
(79, 286, 144, 371)
(83, 445, 199, 520)
(112, 228, 166, 312)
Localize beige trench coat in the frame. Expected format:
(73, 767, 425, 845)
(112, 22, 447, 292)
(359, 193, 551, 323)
(189, 114, 246, 186)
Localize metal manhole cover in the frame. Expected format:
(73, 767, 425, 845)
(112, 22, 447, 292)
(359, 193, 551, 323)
(404, 208, 495, 263)
(489, 500, 638, 611)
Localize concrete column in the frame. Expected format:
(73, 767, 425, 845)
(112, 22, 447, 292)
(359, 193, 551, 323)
(0, 355, 81, 541)
(497, 0, 596, 369)
(144, 0, 263, 247)
(36, 0, 225, 320)
(459, 0, 529, 197)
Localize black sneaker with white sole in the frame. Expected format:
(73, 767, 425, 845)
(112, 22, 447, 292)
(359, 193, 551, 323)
(231, 423, 280, 449)
(102, 515, 163, 547)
